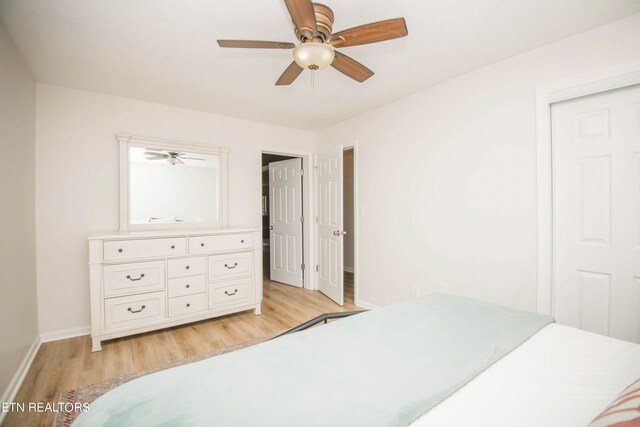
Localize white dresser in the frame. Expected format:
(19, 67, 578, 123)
(88, 228, 262, 351)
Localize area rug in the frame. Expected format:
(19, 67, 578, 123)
(53, 334, 276, 427)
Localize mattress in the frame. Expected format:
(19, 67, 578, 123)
(412, 323, 640, 426)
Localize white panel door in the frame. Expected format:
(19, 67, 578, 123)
(552, 84, 640, 342)
(269, 158, 303, 287)
(317, 145, 344, 305)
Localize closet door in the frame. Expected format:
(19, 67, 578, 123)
(317, 145, 344, 305)
(552, 84, 640, 342)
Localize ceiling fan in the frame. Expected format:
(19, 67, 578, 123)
(217, 0, 408, 85)
(144, 150, 205, 166)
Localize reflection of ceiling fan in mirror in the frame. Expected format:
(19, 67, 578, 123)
(143, 150, 206, 166)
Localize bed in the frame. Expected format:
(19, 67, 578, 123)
(73, 293, 640, 426)
(414, 323, 640, 426)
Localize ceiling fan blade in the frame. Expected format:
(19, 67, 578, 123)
(331, 51, 374, 82)
(180, 157, 206, 161)
(143, 151, 167, 156)
(276, 61, 304, 85)
(145, 156, 166, 160)
(329, 18, 408, 47)
(217, 40, 295, 49)
(283, 0, 317, 40)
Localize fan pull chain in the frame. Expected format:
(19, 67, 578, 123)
(311, 69, 315, 96)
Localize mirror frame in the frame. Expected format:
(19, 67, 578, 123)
(117, 134, 229, 231)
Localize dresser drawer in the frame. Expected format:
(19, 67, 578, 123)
(104, 291, 166, 331)
(103, 261, 165, 297)
(167, 257, 205, 278)
(208, 252, 252, 281)
(168, 275, 205, 298)
(209, 279, 252, 308)
(168, 293, 207, 317)
(189, 234, 253, 254)
(103, 238, 186, 261)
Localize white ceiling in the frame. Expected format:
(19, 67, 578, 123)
(1, 0, 639, 130)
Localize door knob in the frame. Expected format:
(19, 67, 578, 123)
(269, 225, 274, 230)
(333, 230, 340, 236)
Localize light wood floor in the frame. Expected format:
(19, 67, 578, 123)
(3, 275, 358, 427)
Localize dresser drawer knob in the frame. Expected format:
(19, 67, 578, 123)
(118, 248, 123, 253)
(186, 303, 191, 308)
(127, 305, 146, 314)
(126, 274, 145, 281)
(241, 240, 245, 243)
(186, 284, 190, 288)
(185, 265, 190, 270)
(224, 289, 238, 296)
(224, 262, 238, 269)
(171, 245, 175, 249)
(200, 243, 205, 247)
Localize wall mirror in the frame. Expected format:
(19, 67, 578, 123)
(117, 134, 228, 231)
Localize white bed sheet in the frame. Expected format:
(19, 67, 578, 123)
(412, 323, 640, 427)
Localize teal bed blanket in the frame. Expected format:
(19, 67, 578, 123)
(74, 294, 553, 427)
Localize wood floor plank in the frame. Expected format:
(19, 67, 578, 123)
(2, 275, 358, 427)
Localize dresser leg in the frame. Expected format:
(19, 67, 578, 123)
(253, 303, 262, 315)
(92, 337, 102, 352)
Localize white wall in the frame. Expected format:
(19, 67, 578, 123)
(315, 14, 640, 311)
(0, 23, 38, 401)
(343, 149, 354, 272)
(31, 12, 640, 334)
(35, 85, 313, 335)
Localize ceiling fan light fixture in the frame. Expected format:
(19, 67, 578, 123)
(218, 2, 408, 85)
(293, 42, 334, 70)
(167, 157, 183, 166)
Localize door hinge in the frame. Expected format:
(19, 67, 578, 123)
(300, 169, 304, 176)
(315, 265, 319, 272)
(301, 216, 304, 223)
(301, 263, 306, 271)
(315, 216, 319, 223)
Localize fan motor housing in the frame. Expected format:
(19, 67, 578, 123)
(294, 3, 334, 41)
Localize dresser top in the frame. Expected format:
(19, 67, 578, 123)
(87, 227, 260, 241)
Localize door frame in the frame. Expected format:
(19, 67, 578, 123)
(535, 59, 640, 315)
(313, 141, 361, 307)
(343, 142, 360, 307)
(261, 147, 315, 291)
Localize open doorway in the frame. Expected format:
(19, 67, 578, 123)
(262, 153, 304, 288)
(343, 148, 355, 305)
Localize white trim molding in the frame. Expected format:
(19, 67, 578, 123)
(535, 60, 640, 315)
(0, 336, 41, 424)
(354, 299, 378, 311)
(40, 325, 91, 343)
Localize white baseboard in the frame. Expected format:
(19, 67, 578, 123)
(344, 267, 354, 273)
(40, 326, 90, 343)
(0, 336, 41, 424)
(355, 299, 378, 310)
